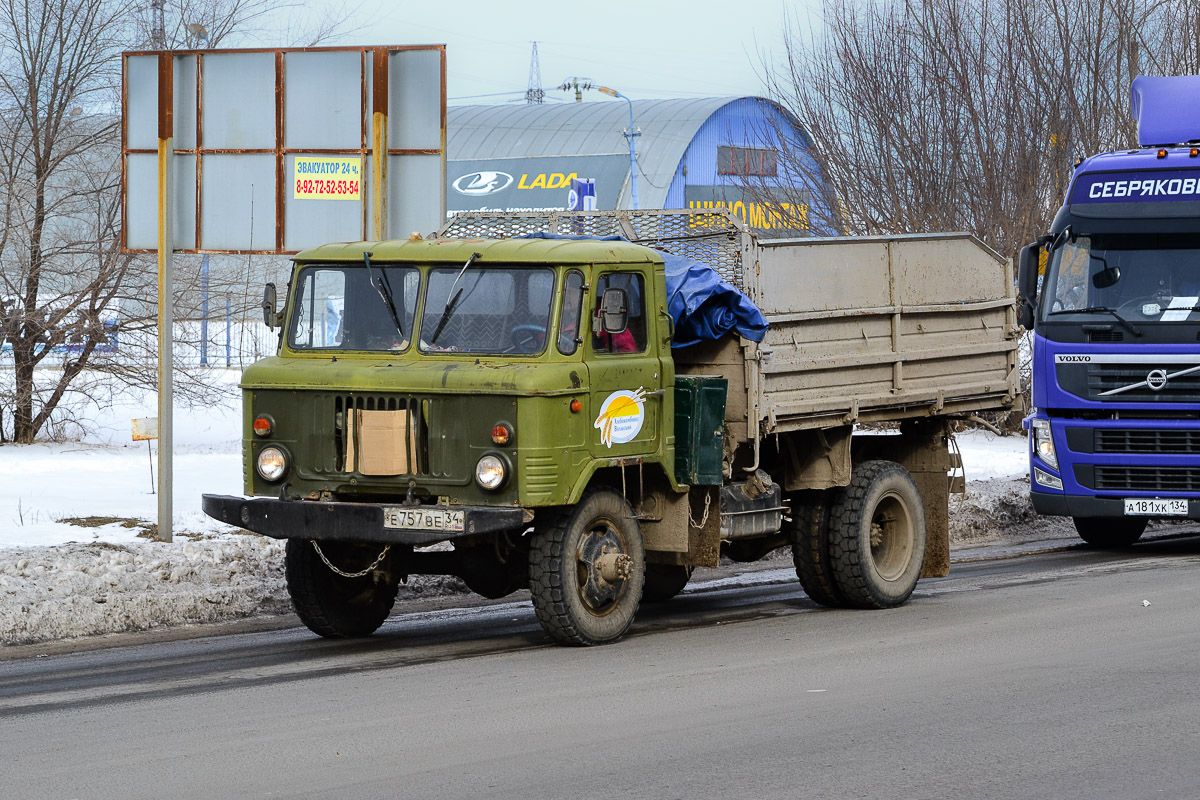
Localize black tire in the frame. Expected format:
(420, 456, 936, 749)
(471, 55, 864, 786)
(827, 461, 926, 609)
(529, 489, 645, 645)
(788, 495, 847, 608)
(642, 564, 693, 603)
(1073, 516, 1147, 548)
(285, 539, 399, 638)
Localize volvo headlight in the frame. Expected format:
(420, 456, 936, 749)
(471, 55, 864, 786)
(256, 446, 289, 482)
(1031, 418, 1058, 470)
(475, 454, 506, 490)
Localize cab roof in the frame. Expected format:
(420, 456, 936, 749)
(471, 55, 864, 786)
(293, 236, 663, 266)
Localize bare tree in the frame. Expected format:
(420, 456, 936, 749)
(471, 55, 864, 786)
(0, 0, 137, 442)
(0, 0, 360, 443)
(760, 0, 1200, 257)
(130, 0, 368, 49)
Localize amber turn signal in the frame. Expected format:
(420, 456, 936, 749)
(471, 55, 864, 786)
(1157, 148, 1168, 159)
(490, 424, 512, 446)
(570, 398, 583, 413)
(253, 415, 273, 436)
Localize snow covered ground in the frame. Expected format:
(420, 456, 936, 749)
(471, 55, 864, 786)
(0, 378, 1038, 647)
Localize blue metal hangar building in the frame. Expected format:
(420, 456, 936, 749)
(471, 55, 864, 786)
(446, 96, 820, 234)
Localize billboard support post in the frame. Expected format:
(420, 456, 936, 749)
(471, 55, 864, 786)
(372, 49, 389, 240)
(155, 52, 174, 543)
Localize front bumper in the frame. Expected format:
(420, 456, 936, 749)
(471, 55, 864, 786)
(201, 494, 532, 546)
(1031, 491, 1200, 520)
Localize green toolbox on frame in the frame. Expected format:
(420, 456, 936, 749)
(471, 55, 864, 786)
(674, 375, 727, 486)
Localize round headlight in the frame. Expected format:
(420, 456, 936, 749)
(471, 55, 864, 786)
(256, 446, 289, 482)
(475, 454, 506, 490)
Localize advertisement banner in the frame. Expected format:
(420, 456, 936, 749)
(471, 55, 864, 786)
(447, 155, 626, 215)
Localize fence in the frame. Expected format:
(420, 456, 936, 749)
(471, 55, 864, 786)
(0, 320, 279, 370)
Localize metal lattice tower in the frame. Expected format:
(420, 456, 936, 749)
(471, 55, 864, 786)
(525, 42, 545, 104)
(150, 0, 165, 48)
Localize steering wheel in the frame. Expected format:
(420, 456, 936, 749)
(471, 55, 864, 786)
(509, 324, 547, 354)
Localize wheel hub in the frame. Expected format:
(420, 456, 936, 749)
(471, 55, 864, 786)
(576, 522, 629, 613)
(870, 493, 914, 582)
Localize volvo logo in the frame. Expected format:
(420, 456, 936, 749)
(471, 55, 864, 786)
(1146, 369, 1168, 391)
(452, 171, 514, 196)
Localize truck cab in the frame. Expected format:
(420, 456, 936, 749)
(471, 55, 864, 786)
(1019, 75, 1200, 545)
(206, 236, 684, 644)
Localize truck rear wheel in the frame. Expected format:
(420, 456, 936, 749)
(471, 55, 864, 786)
(285, 539, 399, 638)
(642, 564, 693, 603)
(529, 489, 645, 645)
(788, 496, 847, 608)
(827, 460, 926, 609)
(1073, 517, 1146, 548)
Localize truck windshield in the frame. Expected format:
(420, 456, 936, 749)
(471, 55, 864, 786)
(289, 265, 419, 351)
(1042, 235, 1200, 323)
(419, 266, 555, 354)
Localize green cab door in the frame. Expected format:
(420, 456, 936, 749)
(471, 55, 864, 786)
(585, 267, 664, 457)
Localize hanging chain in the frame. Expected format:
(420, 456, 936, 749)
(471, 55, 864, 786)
(688, 490, 712, 529)
(312, 540, 391, 579)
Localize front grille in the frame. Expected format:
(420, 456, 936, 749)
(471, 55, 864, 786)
(1094, 466, 1200, 492)
(335, 394, 430, 475)
(1063, 363, 1200, 403)
(1095, 428, 1200, 454)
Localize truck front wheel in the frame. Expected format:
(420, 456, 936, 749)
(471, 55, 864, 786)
(827, 460, 926, 609)
(1073, 517, 1146, 548)
(529, 489, 645, 645)
(285, 539, 399, 638)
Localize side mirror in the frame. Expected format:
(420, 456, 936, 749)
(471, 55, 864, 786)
(600, 287, 629, 334)
(262, 282, 279, 329)
(1017, 243, 1040, 330)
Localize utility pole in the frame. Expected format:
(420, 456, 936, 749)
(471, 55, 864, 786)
(599, 87, 641, 210)
(525, 42, 545, 104)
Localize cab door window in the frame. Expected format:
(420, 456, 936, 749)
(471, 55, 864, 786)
(558, 270, 585, 355)
(592, 272, 645, 354)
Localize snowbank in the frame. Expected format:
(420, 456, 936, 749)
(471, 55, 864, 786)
(0, 538, 289, 644)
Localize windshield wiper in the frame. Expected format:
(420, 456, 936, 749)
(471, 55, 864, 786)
(363, 251, 405, 338)
(1046, 306, 1142, 337)
(430, 251, 482, 345)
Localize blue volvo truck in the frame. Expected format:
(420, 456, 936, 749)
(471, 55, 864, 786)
(1018, 75, 1200, 546)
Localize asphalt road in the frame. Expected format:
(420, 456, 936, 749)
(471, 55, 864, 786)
(3, 535, 1200, 800)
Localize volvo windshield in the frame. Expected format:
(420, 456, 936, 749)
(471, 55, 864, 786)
(1041, 235, 1200, 324)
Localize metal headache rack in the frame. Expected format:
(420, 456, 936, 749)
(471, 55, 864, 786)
(436, 208, 753, 295)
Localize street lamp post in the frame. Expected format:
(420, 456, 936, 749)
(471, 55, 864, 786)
(599, 87, 640, 210)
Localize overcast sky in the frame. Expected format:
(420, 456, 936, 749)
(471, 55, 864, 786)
(322, 0, 816, 105)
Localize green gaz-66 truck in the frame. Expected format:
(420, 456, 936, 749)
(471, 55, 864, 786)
(203, 209, 1020, 646)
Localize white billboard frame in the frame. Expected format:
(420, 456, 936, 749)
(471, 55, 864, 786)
(122, 45, 447, 254)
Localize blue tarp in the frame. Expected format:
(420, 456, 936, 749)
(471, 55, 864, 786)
(519, 232, 768, 348)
